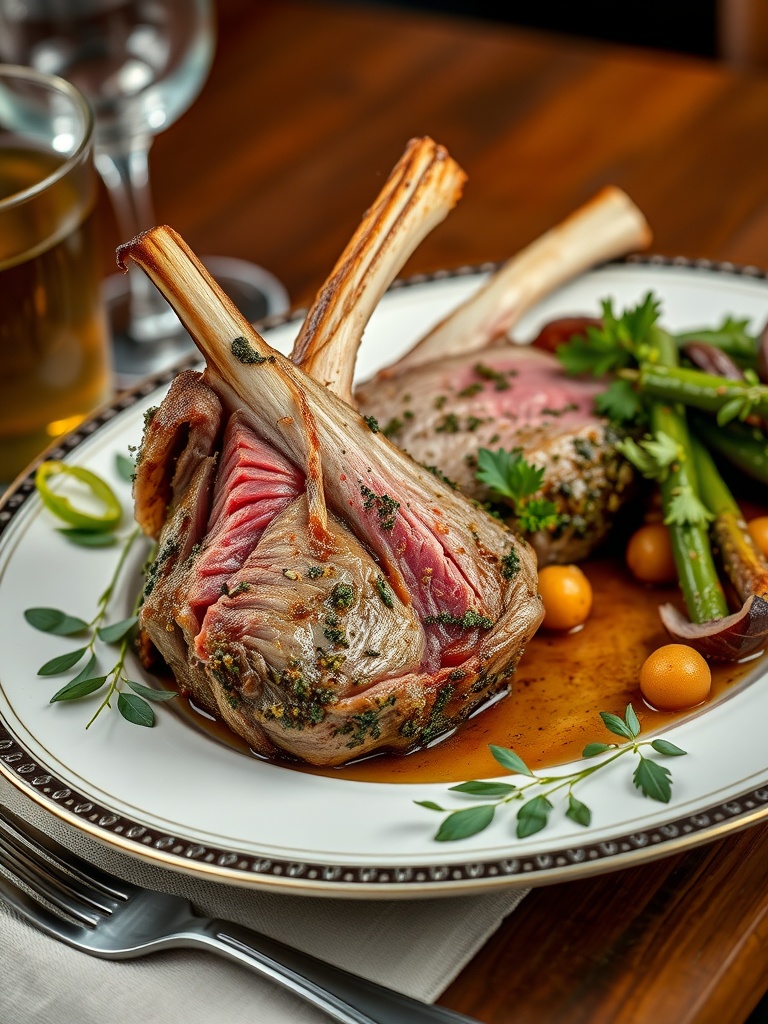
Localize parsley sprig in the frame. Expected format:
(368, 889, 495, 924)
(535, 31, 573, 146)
(475, 447, 562, 533)
(417, 704, 686, 841)
(556, 293, 662, 378)
(616, 431, 713, 527)
(556, 293, 757, 387)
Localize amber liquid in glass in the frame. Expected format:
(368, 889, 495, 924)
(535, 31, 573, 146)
(0, 147, 111, 483)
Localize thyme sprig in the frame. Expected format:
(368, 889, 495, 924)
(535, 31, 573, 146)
(24, 454, 173, 728)
(417, 704, 686, 841)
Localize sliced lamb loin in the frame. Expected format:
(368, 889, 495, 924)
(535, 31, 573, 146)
(127, 215, 542, 766)
(353, 188, 652, 563)
(355, 343, 636, 565)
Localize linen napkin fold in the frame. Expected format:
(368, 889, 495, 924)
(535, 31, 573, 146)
(0, 776, 528, 1024)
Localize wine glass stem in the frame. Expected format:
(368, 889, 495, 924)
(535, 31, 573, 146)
(95, 139, 181, 343)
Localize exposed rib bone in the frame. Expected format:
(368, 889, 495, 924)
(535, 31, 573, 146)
(120, 225, 535, 621)
(123, 226, 543, 765)
(289, 136, 466, 405)
(378, 185, 652, 377)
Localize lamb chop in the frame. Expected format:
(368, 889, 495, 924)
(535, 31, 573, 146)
(127, 139, 542, 767)
(355, 344, 636, 565)
(352, 187, 653, 563)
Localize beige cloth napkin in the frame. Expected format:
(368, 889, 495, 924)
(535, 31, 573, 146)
(0, 776, 528, 1023)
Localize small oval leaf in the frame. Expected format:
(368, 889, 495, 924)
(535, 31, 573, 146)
(57, 528, 118, 548)
(50, 675, 107, 702)
(600, 711, 634, 740)
(489, 744, 533, 776)
(38, 647, 88, 676)
(70, 654, 98, 685)
(24, 608, 89, 636)
(566, 794, 592, 827)
(126, 680, 177, 702)
(118, 692, 154, 727)
(582, 742, 613, 758)
(98, 616, 139, 644)
(449, 781, 516, 797)
(435, 804, 495, 841)
(516, 796, 552, 838)
(624, 703, 641, 738)
(115, 453, 136, 483)
(650, 738, 687, 757)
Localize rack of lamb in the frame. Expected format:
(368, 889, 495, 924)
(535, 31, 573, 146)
(127, 138, 545, 766)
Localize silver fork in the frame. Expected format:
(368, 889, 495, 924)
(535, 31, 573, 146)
(0, 803, 482, 1024)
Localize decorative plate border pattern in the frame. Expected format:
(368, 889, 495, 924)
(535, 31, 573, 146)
(2, 256, 768, 894)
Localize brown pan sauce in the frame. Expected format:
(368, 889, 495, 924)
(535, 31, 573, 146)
(169, 555, 759, 785)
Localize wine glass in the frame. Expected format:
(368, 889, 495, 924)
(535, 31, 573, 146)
(0, 0, 289, 388)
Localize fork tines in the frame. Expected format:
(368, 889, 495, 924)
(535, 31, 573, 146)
(0, 803, 130, 925)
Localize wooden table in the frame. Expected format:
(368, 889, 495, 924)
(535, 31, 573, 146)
(97, 2, 768, 1020)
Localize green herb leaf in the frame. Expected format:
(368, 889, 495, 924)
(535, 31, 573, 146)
(117, 692, 155, 727)
(624, 704, 641, 738)
(582, 741, 614, 757)
(556, 293, 662, 377)
(24, 607, 89, 636)
(599, 711, 634, 740)
(716, 396, 747, 427)
(56, 528, 118, 547)
(126, 680, 178, 702)
(419, 706, 687, 844)
(449, 780, 517, 797)
(516, 795, 553, 838)
(38, 647, 88, 676)
(435, 804, 495, 841)
(414, 800, 446, 812)
(97, 615, 139, 644)
(50, 675, 107, 702)
(516, 498, 561, 535)
(70, 654, 98, 684)
(489, 744, 534, 776)
(650, 738, 687, 757)
(594, 378, 646, 424)
(566, 794, 592, 827)
(476, 447, 544, 504)
(616, 431, 679, 481)
(663, 485, 715, 528)
(633, 755, 672, 802)
(115, 453, 136, 482)
(475, 448, 565, 533)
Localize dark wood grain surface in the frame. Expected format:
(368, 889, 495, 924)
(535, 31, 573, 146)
(101, 2, 768, 1020)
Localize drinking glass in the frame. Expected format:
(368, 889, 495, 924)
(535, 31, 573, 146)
(0, 0, 289, 387)
(0, 63, 112, 484)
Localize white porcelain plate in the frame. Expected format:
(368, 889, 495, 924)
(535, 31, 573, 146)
(2, 257, 768, 897)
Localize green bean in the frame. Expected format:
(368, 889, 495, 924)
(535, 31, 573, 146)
(623, 364, 768, 424)
(690, 433, 768, 602)
(690, 414, 768, 487)
(643, 331, 728, 623)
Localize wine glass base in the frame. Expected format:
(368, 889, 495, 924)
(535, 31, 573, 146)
(104, 256, 290, 391)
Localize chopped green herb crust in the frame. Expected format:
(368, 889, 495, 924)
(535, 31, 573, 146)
(424, 610, 494, 630)
(231, 336, 275, 365)
(375, 575, 395, 608)
(359, 484, 400, 530)
(329, 582, 354, 610)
